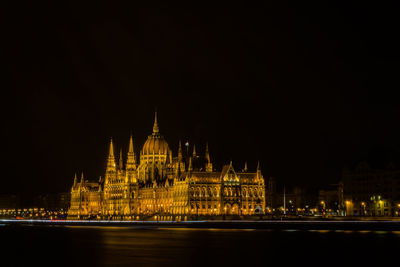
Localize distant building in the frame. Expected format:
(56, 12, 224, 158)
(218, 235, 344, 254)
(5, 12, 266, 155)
(273, 186, 307, 215)
(34, 193, 71, 211)
(318, 183, 344, 216)
(68, 112, 266, 220)
(265, 177, 276, 211)
(0, 194, 18, 210)
(342, 162, 400, 216)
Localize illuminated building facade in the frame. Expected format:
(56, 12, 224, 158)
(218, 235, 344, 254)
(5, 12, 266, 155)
(68, 113, 266, 220)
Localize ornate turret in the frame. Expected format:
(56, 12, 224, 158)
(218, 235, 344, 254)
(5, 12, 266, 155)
(106, 138, 116, 171)
(243, 161, 248, 172)
(80, 172, 84, 184)
(105, 138, 117, 185)
(205, 143, 210, 162)
(193, 144, 197, 157)
(126, 134, 136, 170)
(256, 161, 263, 182)
(205, 143, 213, 172)
(188, 157, 193, 172)
(178, 140, 183, 161)
(73, 173, 77, 187)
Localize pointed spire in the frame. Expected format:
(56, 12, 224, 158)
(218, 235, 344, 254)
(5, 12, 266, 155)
(205, 143, 210, 161)
(178, 140, 183, 160)
(152, 110, 159, 134)
(244, 161, 248, 172)
(80, 172, 84, 183)
(188, 157, 193, 172)
(109, 138, 114, 157)
(128, 134, 134, 153)
(73, 173, 77, 186)
(126, 134, 136, 170)
(256, 161, 262, 182)
(106, 138, 116, 171)
(193, 144, 197, 157)
(119, 148, 123, 170)
(205, 143, 212, 172)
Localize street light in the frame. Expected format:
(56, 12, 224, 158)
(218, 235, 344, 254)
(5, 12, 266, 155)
(345, 200, 352, 216)
(320, 201, 326, 216)
(361, 202, 366, 216)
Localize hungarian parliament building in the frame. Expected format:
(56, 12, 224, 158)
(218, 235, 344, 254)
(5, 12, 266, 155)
(68, 113, 266, 220)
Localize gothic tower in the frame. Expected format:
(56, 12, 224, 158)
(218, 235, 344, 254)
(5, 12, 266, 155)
(105, 138, 116, 184)
(126, 134, 137, 183)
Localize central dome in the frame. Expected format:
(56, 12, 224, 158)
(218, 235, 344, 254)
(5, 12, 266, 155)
(142, 134, 169, 155)
(141, 112, 170, 156)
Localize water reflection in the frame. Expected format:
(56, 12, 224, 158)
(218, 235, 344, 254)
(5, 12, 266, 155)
(1, 226, 399, 266)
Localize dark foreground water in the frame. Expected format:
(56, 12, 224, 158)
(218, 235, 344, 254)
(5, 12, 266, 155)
(1, 225, 399, 266)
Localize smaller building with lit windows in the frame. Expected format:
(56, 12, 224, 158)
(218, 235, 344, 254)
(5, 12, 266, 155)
(342, 162, 400, 216)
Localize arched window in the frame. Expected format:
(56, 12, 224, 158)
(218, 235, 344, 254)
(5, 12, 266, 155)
(190, 187, 194, 197)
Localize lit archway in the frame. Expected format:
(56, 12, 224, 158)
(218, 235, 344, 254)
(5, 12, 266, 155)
(231, 204, 239, 215)
(224, 203, 232, 215)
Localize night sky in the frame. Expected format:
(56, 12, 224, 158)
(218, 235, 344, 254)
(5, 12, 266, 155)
(4, 3, 400, 198)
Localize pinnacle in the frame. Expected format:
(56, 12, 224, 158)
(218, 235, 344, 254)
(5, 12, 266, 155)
(153, 111, 159, 134)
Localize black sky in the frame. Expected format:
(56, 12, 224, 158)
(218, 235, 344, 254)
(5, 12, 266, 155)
(4, 2, 400, 198)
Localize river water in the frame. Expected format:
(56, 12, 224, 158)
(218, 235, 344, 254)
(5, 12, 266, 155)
(1, 225, 399, 266)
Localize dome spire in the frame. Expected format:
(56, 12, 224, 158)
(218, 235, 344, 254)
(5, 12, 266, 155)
(153, 110, 159, 134)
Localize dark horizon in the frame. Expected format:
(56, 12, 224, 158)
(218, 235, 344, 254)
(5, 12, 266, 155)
(4, 2, 400, 198)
